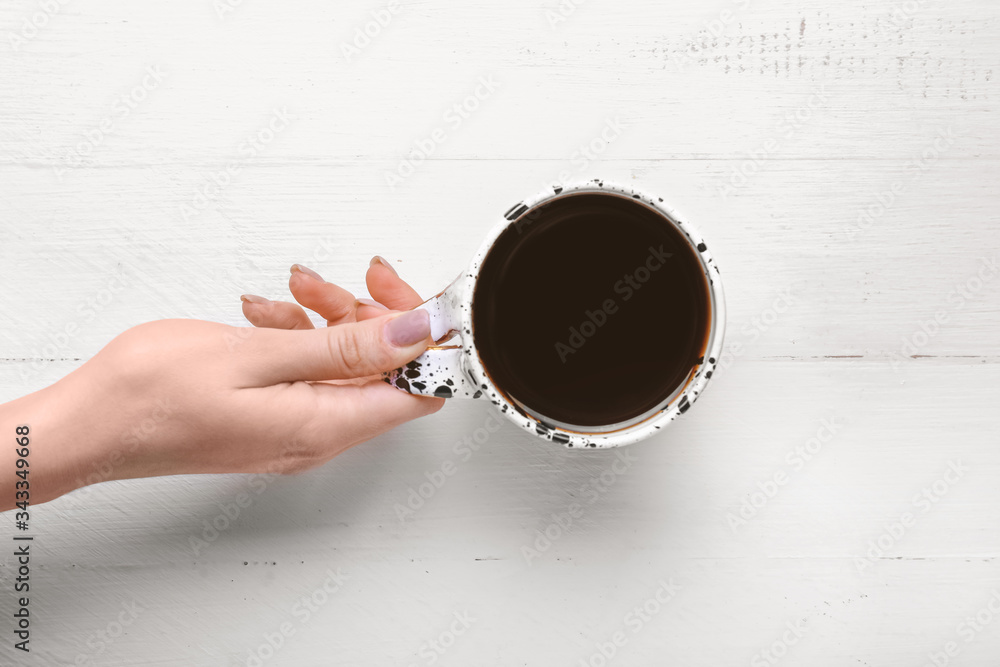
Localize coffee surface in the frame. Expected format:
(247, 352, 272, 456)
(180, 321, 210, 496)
(472, 193, 711, 427)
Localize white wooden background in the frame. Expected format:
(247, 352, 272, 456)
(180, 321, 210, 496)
(1, 0, 999, 665)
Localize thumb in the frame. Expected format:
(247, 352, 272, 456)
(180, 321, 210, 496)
(245, 309, 432, 384)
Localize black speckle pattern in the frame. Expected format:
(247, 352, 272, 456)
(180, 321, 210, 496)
(678, 396, 690, 414)
(504, 202, 528, 221)
(433, 386, 453, 398)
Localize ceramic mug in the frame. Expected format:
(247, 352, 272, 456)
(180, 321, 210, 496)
(383, 180, 725, 448)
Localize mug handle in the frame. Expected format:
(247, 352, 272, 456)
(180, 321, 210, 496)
(382, 277, 482, 399)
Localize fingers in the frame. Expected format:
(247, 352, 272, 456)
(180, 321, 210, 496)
(289, 264, 357, 325)
(241, 295, 315, 330)
(309, 381, 445, 455)
(255, 257, 422, 329)
(245, 309, 433, 385)
(367, 256, 425, 310)
(355, 297, 390, 322)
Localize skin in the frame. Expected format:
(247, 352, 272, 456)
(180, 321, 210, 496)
(0, 257, 444, 511)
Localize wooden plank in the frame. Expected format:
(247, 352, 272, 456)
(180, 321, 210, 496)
(0, 360, 996, 665)
(1, 0, 998, 664)
(0, 1, 997, 165)
(1, 158, 998, 380)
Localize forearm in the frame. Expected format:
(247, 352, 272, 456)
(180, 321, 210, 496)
(0, 353, 166, 511)
(0, 380, 100, 511)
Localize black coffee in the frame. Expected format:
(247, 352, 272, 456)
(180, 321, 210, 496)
(472, 192, 711, 427)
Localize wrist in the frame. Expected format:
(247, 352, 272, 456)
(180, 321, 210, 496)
(0, 381, 100, 509)
(55, 352, 182, 492)
(1, 354, 171, 509)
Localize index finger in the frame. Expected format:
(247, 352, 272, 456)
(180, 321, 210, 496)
(366, 256, 425, 310)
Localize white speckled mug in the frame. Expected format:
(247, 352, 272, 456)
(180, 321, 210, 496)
(384, 180, 725, 448)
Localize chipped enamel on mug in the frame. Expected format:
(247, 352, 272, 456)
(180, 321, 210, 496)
(383, 180, 726, 448)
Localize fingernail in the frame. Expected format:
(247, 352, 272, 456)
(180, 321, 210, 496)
(386, 309, 430, 347)
(370, 255, 398, 276)
(241, 294, 270, 304)
(290, 264, 324, 282)
(356, 298, 389, 310)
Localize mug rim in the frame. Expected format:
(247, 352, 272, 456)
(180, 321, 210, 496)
(457, 179, 726, 448)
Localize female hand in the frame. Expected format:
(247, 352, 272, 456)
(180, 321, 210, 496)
(0, 257, 443, 510)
